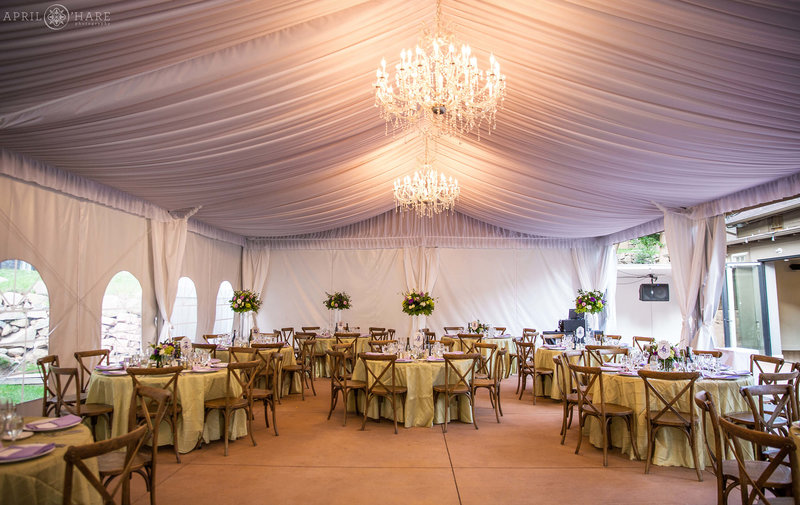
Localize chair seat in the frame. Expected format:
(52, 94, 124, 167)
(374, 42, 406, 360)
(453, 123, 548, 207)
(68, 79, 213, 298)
(721, 459, 792, 487)
(339, 379, 366, 389)
(78, 403, 114, 417)
(583, 402, 633, 416)
(137, 403, 181, 418)
(204, 397, 248, 410)
(97, 449, 150, 476)
(725, 411, 756, 426)
(472, 378, 495, 387)
(535, 368, 554, 375)
(433, 384, 470, 394)
(250, 388, 275, 400)
(52, 392, 88, 405)
(283, 364, 302, 372)
(647, 410, 693, 427)
(370, 385, 407, 395)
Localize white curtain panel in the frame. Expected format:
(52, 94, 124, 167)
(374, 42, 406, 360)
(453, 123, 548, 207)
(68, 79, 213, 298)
(242, 242, 270, 333)
(402, 247, 440, 334)
(152, 218, 188, 342)
(571, 245, 618, 332)
(694, 215, 727, 350)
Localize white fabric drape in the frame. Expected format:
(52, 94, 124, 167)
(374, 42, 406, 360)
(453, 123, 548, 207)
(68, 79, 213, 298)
(1, 1, 797, 241)
(151, 218, 189, 343)
(662, 209, 726, 349)
(403, 247, 440, 334)
(571, 245, 618, 332)
(242, 243, 270, 333)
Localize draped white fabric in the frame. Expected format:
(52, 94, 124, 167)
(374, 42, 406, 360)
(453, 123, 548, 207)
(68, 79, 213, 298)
(0, 1, 797, 241)
(241, 243, 270, 334)
(663, 209, 726, 349)
(403, 247, 440, 334)
(572, 246, 618, 332)
(152, 218, 189, 342)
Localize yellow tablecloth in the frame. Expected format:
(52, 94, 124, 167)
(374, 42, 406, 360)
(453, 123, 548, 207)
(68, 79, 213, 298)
(532, 347, 570, 400)
(586, 372, 754, 469)
(313, 335, 370, 377)
(0, 418, 101, 505)
(349, 358, 473, 428)
(86, 369, 247, 453)
(444, 334, 517, 377)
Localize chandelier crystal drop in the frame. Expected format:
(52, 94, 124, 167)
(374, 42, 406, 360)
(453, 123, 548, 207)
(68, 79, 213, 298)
(374, 0, 506, 139)
(393, 137, 460, 217)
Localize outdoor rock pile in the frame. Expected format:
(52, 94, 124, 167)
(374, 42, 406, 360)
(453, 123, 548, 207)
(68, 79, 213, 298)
(0, 291, 50, 362)
(101, 308, 142, 357)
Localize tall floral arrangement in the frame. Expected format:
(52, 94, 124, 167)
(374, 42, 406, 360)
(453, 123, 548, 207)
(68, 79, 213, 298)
(230, 289, 262, 313)
(324, 291, 351, 310)
(401, 290, 434, 316)
(647, 340, 679, 370)
(150, 341, 179, 367)
(574, 289, 606, 314)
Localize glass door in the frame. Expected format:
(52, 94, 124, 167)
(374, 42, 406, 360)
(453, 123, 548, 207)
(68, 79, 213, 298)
(723, 262, 769, 353)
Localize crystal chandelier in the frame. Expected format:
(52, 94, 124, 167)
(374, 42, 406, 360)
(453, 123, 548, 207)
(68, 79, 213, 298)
(374, 0, 506, 139)
(394, 137, 460, 217)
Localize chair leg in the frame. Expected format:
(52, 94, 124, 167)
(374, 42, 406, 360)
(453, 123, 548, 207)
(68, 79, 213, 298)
(627, 415, 640, 461)
(271, 399, 279, 436)
(308, 370, 317, 396)
(688, 426, 703, 482)
(392, 393, 398, 434)
(575, 413, 585, 455)
(644, 422, 654, 474)
(223, 410, 230, 457)
(560, 403, 569, 443)
(299, 371, 305, 401)
(361, 393, 370, 431)
(443, 392, 450, 434)
(602, 416, 609, 467)
(247, 406, 257, 447)
(470, 394, 478, 430)
(492, 389, 501, 423)
(497, 385, 503, 417)
(327, 387, 338, 420)
(532, 375, 538, 405)
(171, 414, 181, 463)
(342, 389, 349, 427)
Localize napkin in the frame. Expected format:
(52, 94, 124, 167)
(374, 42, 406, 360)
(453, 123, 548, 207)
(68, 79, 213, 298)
(209, 358, 222, 364)
(426, 357, 445, 361)
(191, 366, 215, 372)
(101, 370, 128, 376)
(25, 415, 81, 431)
(0, 443, 55, 461)
(95, 364, 122, 371)
(210, 363, 228, 368)
(395, 358, 413, 363)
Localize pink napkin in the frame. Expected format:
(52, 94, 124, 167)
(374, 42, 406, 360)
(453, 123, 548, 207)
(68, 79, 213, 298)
(191, 366, 215, 372)
(25, 414, 81, 430)
(210, 363, 228, 368)
(0, 443, 55, 461)
(101, 370, 128, 376)
(426, 357, 445, 362)
(209, 358, 221, 364)
(395, 358, 413, 363)
(95, 364, 122, 371)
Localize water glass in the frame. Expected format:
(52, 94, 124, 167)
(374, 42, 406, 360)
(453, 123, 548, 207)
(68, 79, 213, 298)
(4, 412, 23, 442)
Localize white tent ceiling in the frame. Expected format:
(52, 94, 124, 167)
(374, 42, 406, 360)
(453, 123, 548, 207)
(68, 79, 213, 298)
(0, 0, 798, 240)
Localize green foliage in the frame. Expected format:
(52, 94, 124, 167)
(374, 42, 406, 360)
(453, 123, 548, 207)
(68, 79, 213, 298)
(0, 384, 43, 404)
(0, 268, 43, 293)
(629, 233, 663, 264)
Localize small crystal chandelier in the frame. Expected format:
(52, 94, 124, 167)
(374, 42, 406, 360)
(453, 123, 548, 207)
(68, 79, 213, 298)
(394, 136, 460, 217)
(374, 0, 506, 139)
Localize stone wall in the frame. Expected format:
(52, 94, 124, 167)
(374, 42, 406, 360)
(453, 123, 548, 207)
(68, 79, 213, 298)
(101, 308, 142, 358)
(0, 291, 50, 375)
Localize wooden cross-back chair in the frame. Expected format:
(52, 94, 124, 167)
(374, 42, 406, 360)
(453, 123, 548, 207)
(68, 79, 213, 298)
(493, 326, 507, 335)
(443, 326, 464, 335)
(509, 329, 536, 373)
(51, 366, 113, 440)
(368, 339, 397, 352)
(97, 384, 171, 505)
(293, 331, 316, 360)
(283, 335, 316, 400)
(277, 327, 293, 345)
(74, 349, 110, 393)
(638, 370, 702, 481)
(227, 346, 257, 364)
(301, 326, 320, 333)
(251, 343, 286, 401)
(542, 333, 564, 345)
(727, 370, 798, 432)
(387, 329, 396, 339)
(456, 333, 483, 354)
(434, 353, 480, 433)
(37, 354, 66, 416)
(569, 362, 639, 467)
(472, 348, 507, 423)
(333, 334, 359, 372)
(633, 336, 655, 352)
(126, 366, 183, 463)
(554, 350, 586, 445)
(751, 354, 785, 375)
(326, 349, 366, 426)
(516, 339, 553, 404)
(202, 334, 226, 345)
(201, 360, 261, 456)
(424, 330, 437, 350)
(431, 338, 456, 352)
(741, 384, 797, 439)
(473, 342, 497, 378)
(63, 424, 149, 505)
(359, 353, 407, 434)
(191, 342, 217, 359)
(693, 349, 722, 358)
(368, 327, 386, 336)
(248, 351, 283, 435)
(718, 417, 800, 505)
(603, 334, 622, 345)
(585, 345, 628, 366)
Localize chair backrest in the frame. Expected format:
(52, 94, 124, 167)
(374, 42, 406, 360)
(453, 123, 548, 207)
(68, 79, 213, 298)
(585, 345, 628, 365)
(335, 331, 361, 344)
(359, 353, 399, 393)
(515, 340, 534, 366)
(297, 336, 317, 366)
(192, 342, 218, 359)
(37, 354, 59, 412)
(251, 342, 285, 351)
(202, 334, 226, 345)
(633, 336, 655, 352)
(51, 366, 83, 415)
(327, 349, 351, 390)
(368, 339, 397, 352)
(228, 346, 257, 363)
(432, 339, 456, 351)
(694, 390, 726, 486)
(638, 370, 700, 427)
(387, 329, 396, 339)
(718, 417, 800, 504)
(279, 327, 294, 344)
(125, 366, 182, 422)
(301, 326, 320, 333)
(260, 351, 283, 392)
(251, 331, 279, 343)
(443, 326, 464, 335)
(62, 424, 149, 505)
(740, 383, 796, 436)
(368, 327, 386, 336)
(750, 354, 784, 375)
(522, 328, 537, 339)
(127, 385, 171, 449)
(225, 360, 261, 402)
(566, 362, 605, 415)
(294, 332, 316, 356)
(692, 349, 722, 358)
(74, 349, 110, 392)
(473, 342, 497, 376)
(494, 326, 507, 335)
(543, 333, 564, 345)
(424, 330, 437, 348)
(456, 333, 483, 354)
(493, 349, 508, 383)
(443, 353, 480, 390)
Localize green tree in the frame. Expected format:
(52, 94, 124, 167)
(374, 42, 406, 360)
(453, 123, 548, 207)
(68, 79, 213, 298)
(630, 233, 663, 264)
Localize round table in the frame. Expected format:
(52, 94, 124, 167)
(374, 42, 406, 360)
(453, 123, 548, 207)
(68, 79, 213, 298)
(444, 334, 517, 378)
(349, 357, 474, 428)
(586, 372, 754, 469)
(87, 369, 248, 453)
(0, 418, 101, 505)
(312, 335, 370, 377)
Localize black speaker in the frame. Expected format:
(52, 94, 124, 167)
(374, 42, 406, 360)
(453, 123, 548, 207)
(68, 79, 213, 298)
(639, 283, 669, 302)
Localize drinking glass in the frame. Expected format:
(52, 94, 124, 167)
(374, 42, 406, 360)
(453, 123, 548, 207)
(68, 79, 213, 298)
(4, 412, 23, 442)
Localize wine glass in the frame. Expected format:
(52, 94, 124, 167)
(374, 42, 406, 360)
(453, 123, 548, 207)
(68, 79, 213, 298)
(4, 412, 23, 442)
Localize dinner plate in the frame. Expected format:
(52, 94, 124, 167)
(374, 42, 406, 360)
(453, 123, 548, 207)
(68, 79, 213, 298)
(1, 431, 34, 441)
(209, 358, 222, 364)
(100, 370, 128, 376)
(25, 416, 82, 432)
(0, 444, 55, 464)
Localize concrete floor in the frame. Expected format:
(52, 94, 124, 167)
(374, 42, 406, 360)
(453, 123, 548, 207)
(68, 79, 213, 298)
(128, 377, 724, 505)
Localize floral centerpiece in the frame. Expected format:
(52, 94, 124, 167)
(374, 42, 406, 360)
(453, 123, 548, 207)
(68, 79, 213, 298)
(401, 290, 434, 316)
(648, 340, 678, 370)
(574, 289, 606, 314)
(150, 341, 179, 367)
(230, 289, 262, 313)
(324, 291, 351, 310)
(468, 320, 490, 334)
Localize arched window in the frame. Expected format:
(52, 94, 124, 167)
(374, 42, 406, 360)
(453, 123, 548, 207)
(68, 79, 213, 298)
(213, 281, 234, 334)
(101, 271, 142, 359)
(0, 259, 49, 403)
(171, 277, 197, 340)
